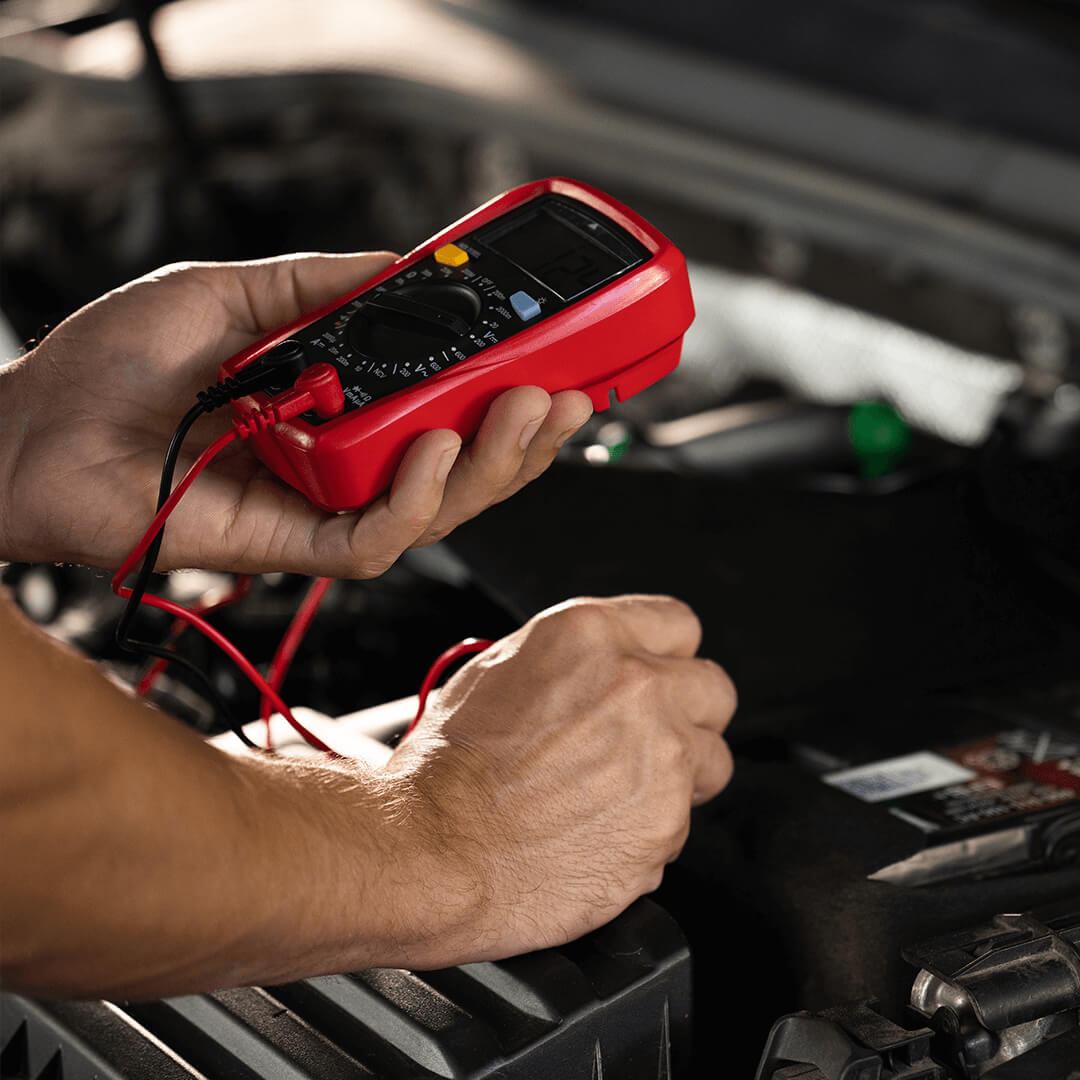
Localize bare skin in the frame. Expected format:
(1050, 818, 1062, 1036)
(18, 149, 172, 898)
(0, 591, 734, 1000)
(0, 255, 736, 999)
(0, 253, 594, 576)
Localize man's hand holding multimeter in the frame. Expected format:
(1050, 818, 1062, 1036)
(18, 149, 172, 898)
(0, 178, 692, 578)
(0, 251, 590, 578)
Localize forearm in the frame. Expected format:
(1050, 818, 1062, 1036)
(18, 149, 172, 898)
(0, 592, 471, 1000)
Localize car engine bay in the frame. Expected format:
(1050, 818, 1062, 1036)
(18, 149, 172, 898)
(2, 2, 1080, 1076)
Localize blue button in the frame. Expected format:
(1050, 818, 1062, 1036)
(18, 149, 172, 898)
(510, 290, 542, 321)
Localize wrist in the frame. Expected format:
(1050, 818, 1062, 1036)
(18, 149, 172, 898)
(374, 736, 518, 969)
(381, 765, 497, 969)
(220, 751, 491, 977)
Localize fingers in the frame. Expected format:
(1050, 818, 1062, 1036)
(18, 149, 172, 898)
(659, 656, 738, 733)
(664, 653, 735, 808)
(528, 596, 733, 814)
(435, 385, 553, 517)
(650, 651, 734, 809)
(498, 389, 593, 500)
(415, 387, 592, 545)
(547, 594, 703, 659)
(306, 429, 462, 578)
(685, 725, 734, 807)
(203, 381, 589, 578)
(606, 595, 705, 658)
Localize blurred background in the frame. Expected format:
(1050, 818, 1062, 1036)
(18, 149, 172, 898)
(3, 2, 1080, 1077)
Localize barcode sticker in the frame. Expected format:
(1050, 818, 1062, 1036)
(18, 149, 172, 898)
(824, 752, 976, 803)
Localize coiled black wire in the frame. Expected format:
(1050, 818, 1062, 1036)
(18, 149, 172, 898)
(116, 398, 258, 750)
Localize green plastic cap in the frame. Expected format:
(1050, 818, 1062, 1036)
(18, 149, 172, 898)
(848, 401, 911, 479)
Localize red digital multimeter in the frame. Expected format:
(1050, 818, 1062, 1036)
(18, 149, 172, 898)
(220, 177, 695, 512)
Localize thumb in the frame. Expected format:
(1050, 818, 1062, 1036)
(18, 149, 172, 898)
(204, 251, 400, 338)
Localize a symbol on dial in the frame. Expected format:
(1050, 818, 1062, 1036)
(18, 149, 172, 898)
(361, 357, 429, 381)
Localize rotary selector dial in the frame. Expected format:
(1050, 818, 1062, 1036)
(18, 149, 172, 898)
(348, 283, 482, 369)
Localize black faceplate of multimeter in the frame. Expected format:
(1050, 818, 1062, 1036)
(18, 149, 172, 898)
(263, 195, 650, 420)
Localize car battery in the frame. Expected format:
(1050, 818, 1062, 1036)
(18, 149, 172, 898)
(656, 694, 1080, 1076)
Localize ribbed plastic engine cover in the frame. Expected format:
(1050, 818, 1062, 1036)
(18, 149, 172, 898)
(0, 899, 690, 1079)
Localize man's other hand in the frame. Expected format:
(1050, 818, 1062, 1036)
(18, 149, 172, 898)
(387, 594, 736, 967)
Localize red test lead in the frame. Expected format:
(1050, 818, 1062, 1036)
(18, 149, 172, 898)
(113, 373, 347, 756)
(406, 638, 494, 739)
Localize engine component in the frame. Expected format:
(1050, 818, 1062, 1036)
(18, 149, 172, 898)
(0, 898, 690, 1080)
(906, 904, 1080, 1078)
(754, 903, 1080, 1079)
(755, 1000, 945, 1080)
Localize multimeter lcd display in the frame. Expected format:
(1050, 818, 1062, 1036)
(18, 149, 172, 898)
(486, 210, 627, 301)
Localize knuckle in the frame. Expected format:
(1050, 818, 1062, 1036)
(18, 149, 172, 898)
(510, 459, 550, 494)
(541, 601, 613, 646)
(471, 447, 524, 491)
(615, 653, 657, 693)
(695, 739, 734, 805)
(520, 440, 558, 475)
(414, 523, 451, 547)
(486, 478, 528, 509)
(716, 736, 735, 784)
(398, 502, 439, 533)
(668, 818, 691, 863)
(666, 596, 704, 646)
(657, 731, 692, 775)
(701, 658, 738, 713)
(653, 593, 699, 624)
(681, 607, 704, 645)
(716, 665, 738, 712)
(152, 259, 200, 278)
(355, 553, 397, 578)
(676, 807, 692, 842)
(643, 865, 665, 893)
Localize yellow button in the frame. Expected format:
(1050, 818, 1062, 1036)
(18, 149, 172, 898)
(434, 243, 469, 267)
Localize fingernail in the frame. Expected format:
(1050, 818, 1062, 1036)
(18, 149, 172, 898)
(435, 445, 458, 483)
(518, 414, 546, 450)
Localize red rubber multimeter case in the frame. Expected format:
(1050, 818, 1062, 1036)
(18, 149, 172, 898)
(220, 177, 695, 512)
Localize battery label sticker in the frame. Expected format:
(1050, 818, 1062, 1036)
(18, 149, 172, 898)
(891, 730, 1080, 833)
(824, 752, 976, 803)
(822, 729, 1080, 835)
